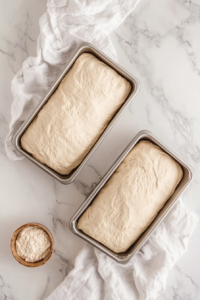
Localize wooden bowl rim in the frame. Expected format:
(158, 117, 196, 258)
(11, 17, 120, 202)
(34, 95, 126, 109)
(10, 223, 54, 268)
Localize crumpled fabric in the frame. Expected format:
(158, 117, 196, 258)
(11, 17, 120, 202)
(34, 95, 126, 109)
(46, 199, 198, 300)
(4, 1, 198, 299)
(5, 0, 140, 159)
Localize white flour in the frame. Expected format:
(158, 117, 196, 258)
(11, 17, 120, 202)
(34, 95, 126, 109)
(16, 226, 51, 262)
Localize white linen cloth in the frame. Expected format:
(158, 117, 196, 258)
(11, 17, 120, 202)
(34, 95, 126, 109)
(4, 0, 198, 299)
(46, 200, 198, 300)
(5, 0, 140, 158)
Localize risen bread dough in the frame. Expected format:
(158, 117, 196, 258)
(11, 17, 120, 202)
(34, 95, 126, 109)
(21, 53, 131, 175)
(77, 141, 183, 253)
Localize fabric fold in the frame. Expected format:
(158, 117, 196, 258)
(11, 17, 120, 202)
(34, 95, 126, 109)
(5, 0, 140, 160)
(4, 1, 198, 299)
(45, 199, 198, 300)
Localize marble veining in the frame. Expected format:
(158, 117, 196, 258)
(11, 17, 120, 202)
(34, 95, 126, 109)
(39, 276, 50, 300)
(0, 0, 200, 299)
(159, 265, 200, 300)
(74, 164, 102, 196)
(54, 250, 73, 277)
(0, 274, 16, 300)
(113, 0, 200, 174)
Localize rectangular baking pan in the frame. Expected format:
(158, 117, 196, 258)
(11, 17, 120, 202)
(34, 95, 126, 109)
(70, 130, 194, 264)
(12, 44, 140, 184)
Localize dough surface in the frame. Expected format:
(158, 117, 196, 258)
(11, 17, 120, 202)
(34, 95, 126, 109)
(77, 141, 183, 253)
(21, 53, 131, 175)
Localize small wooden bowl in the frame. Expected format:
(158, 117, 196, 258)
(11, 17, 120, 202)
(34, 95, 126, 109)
(10, 223, 54, 267)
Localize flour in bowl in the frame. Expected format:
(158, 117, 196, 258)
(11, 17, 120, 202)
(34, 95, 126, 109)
(16, 226, 51, 262)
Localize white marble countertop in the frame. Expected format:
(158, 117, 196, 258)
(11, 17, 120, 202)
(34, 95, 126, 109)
(1, 0, 200, 299)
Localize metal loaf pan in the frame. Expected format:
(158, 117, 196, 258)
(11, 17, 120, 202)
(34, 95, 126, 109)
(70, 130, 194, 264)
(13, 44, 140, 184)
